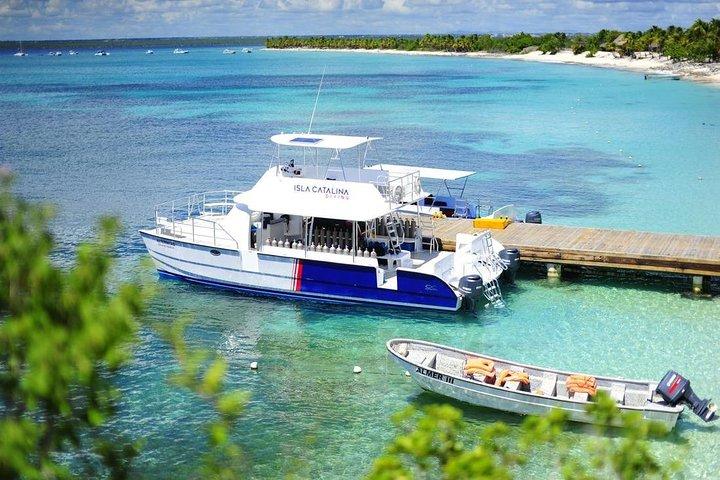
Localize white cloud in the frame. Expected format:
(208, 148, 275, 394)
(383, 0, 410, 14)
(2, 0, 718, 40)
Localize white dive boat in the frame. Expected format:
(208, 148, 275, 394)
(387, 338, 718, 430)
(223, 48, 236, 54)
(173, 48, 189, 54)
(140, 133, 518, 311)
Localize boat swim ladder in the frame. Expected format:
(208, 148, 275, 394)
(384, 212, 405, 254)
(482, 278, 505, 308)
(474, 233, 509, 308)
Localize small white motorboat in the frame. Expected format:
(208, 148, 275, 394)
(146, 49, 154, 55)
(242, 48, 252, 53)
(95, 50, 109, 56)
(173, 48, 189, 54)
(223, 48, 236, 54)
(140, 132, 517, 311)
(387, 338, 717, 430)
(68, 50, 78, 55)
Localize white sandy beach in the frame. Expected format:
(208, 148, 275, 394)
(285, 47, 720, 87)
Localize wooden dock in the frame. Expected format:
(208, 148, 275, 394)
(432, 219, 720, 277)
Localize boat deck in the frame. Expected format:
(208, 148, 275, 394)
(432, 219, 720, 277)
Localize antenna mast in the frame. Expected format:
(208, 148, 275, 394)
(307, 67, 326, 134)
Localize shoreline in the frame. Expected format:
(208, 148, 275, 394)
(280, 47, 720, 87)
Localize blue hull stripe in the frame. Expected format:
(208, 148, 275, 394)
(299, 259, 459, 309)
(158, 270, 460, 311)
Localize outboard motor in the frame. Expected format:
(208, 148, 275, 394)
(656, 370, 717, 422)
(498, 248, 521, 285)
(525, 210, 542, 224)
(459, 274, 484, 310)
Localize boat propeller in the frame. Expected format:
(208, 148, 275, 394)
(656, 370, 717, 422)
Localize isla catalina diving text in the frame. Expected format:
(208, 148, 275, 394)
(294, 184, 350, 200)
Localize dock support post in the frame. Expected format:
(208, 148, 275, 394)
(547, 263, 562, 280)
(692, 276, 705, 295)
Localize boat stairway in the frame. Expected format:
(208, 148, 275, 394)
(483, 278, 505, 308)
(384, 212, 404, 254)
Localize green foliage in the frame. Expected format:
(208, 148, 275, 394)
(0, 171, 145, 479)
(157, 318, 250, 479)
(367, 391, 682, 480)
(266, 17, 720, 64)
(539, 33, 565, 55)
(571, 35, 586, 55)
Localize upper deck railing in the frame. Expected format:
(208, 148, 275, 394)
(152, 190, 241, 249)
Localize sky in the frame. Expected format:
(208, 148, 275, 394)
(1, 0, 719, 41)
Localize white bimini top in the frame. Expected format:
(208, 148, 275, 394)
(271, 133, 382, 150)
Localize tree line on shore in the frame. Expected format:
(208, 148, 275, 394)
(266, 18, 720, 63)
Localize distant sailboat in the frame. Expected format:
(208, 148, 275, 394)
(13, 41, 28, 57)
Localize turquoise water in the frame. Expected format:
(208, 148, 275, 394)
(2, 47, 719, 478)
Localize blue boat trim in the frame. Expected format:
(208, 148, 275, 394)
(157, 270, 460, 311)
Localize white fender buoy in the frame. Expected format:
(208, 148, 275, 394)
(250, 361, 258, 370)
(353, 366, 362, 374)
(405, 371, 411, 377)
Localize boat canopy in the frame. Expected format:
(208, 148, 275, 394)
(234, 169, 394, 222)
(366, 163, 475, 181)
(271, 133, 382, 150)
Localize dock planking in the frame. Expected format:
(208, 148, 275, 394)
(432, 219, 720, 277)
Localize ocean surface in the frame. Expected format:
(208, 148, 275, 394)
(2, 46, 719, 478)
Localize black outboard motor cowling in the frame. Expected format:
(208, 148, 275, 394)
(525, 211, 542, 224)
(656, 370, 717, 422)
(498, 248, 521, 285)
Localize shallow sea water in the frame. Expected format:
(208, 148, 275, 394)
(1, 46, 719, 478)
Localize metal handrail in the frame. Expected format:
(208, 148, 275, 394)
(153, 190, 241, 250)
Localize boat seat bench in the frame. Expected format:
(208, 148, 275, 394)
(435, 353, 465, 377)
(610, 383, 626, 404)
(530, 372, 558, 396)
(405, 350, 437, 368)
(503, 367, 525, 391)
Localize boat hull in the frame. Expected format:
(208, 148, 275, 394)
(141, 231, 463, 311)
(387, 339, 682, 430)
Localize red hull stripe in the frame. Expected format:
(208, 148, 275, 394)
(293, 259, 303, 291)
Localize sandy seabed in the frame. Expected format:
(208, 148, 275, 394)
(286, 47, 720, 87)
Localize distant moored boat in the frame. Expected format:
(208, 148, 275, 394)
(644, 73, 680, 81)
(13, 41, 28, 57)
(173, 48, 189, 54)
